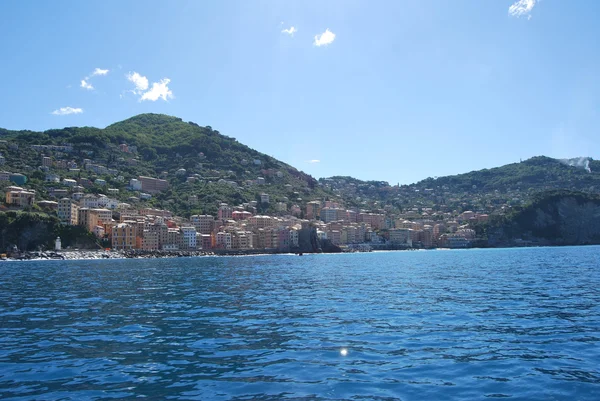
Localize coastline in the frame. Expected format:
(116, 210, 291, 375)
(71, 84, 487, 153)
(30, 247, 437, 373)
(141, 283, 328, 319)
(3, 243, 599, 262)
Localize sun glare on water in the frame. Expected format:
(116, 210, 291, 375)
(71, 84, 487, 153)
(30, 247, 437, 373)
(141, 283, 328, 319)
(340, 348, 348, 356)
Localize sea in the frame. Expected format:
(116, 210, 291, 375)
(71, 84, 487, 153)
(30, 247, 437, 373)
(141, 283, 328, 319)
(1, 246, 599, 401)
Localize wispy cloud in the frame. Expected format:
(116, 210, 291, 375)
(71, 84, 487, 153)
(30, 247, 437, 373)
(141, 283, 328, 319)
(314, 29, 336, 47)
(126, 71, 149, 93)
(141, 78, 174, 102)
(91, 68, 109, 76)
(80, 79, 93, 90)
(52, 107, 83, 116)
(282, 26, 297, 36)
(80, 67, 109, 90)
(306, 159, 321, 164)
(509, 0, 537, 19)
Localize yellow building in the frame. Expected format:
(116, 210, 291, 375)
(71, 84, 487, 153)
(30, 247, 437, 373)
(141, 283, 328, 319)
(78, 208, 99, 232)
(5, 187, 35, 208)
(112, 223, 136, 250)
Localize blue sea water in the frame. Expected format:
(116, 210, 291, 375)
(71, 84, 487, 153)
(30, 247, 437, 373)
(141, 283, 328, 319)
(1, 246, 599, 400)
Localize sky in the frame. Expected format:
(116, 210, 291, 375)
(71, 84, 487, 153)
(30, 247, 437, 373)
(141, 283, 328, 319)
(0, 0, 598, 185)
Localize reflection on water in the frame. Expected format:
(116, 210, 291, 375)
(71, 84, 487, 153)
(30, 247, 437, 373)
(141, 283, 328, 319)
(1, 246, 599, 400)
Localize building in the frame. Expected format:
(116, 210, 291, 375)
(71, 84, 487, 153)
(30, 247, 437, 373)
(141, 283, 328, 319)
(260, 193, 270, 204)
(180, 227, 197, 249)
(248, 215, 274, 228)
(80, 194, 99, 208)
(218, 204, 233, 220)
(200, 234, 213, 249)
(42, 156, 52, 167)
(58, 198, 79, 225)
(190, 214, 214, 234)
(93, 208, 113, 225)
(164, 228, 182, 250)
(78, 208, 99, 231)
(232, 211, 252, 221)
(320, 207, 345, 223)
(138, 176, 169, 193)
(9, 174, 27, 186)
(129, 178, 142, 191)
(389, 228, 412, 247)
(92, 225, 105, 238)
(139, 208, 172, 218)
(142, 229, 159, 250)
(45, 173, 60, 183)
(306, 201, 321, 220)
(289, 228, 299, 248)
(359, 213, 385, 230)
(112, 223, 136, 250)
(5, 187, 35, 208)
(216, 232, 232, 249)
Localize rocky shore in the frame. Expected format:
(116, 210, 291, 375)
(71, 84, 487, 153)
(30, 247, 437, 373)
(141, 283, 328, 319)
(0, 248, 295, 261)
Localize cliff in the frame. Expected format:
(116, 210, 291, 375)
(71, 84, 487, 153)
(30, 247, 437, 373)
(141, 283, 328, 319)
(486, 191, 600, 246)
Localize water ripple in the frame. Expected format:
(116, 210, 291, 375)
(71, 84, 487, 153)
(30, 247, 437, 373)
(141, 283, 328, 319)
(1, 247, 600, 400)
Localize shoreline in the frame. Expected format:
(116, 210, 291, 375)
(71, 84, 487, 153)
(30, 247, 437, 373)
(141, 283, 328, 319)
(2, 243, 599, 262)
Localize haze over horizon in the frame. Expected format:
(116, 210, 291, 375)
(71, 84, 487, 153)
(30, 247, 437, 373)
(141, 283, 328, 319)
(1, 0, 598, 185)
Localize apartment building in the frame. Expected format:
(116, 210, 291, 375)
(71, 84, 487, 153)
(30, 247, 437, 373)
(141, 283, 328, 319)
(58, 198, 79, 225)
(112, 223, 136, 250)
(190, 214, 214, 234)
(138, 176, 169, 193)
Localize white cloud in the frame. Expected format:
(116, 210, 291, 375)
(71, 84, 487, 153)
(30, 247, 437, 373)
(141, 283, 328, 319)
(126, 71, 149, 92)
(282, 26, 297, 36)
(141, 78, 173, 102)
(314, 29, 336, 46)
(307, 159, 321, 163)
(509, 0, 536, 18)
(80, 67, 109, 91)
(126, 72, 174, 101)
(52, 107, 83, 116)
(91, 68, 109, 76)
(80, 79, 94, 90)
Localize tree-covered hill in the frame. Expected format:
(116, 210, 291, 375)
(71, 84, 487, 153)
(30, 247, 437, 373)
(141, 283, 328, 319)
(320, 156, 600, 215)
(0, 114, 338, 216)
(3, 114, 599, 219)
(416, 156, 600, 193)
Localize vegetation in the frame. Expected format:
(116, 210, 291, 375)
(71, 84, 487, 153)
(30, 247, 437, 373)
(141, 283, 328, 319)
(320, 156, 600, 216)
(0, 211, 99, 252)
(480, 190, 600, 246)
(1, 114, 336, 217)
(2, 114, 600, 236)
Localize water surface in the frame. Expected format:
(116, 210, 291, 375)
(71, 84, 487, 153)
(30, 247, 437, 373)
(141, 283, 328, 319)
(1, 247, 599, 400)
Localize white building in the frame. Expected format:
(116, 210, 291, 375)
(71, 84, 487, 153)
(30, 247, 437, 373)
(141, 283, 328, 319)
(180, 227, 197, 249)
(129, 178, 142, 191)
(80, 194, 99, 208)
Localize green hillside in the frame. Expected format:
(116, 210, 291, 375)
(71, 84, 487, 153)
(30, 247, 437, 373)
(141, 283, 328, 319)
(320, 156, 600, 215)
(2, 114, 599, 220)
(0, 114, 336, 216)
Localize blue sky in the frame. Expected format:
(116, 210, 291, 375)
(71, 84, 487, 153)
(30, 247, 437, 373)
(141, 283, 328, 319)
(0, 0, 598, 185)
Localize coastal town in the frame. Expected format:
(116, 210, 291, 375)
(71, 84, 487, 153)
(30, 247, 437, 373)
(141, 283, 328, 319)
(0, 139, 489, 254)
